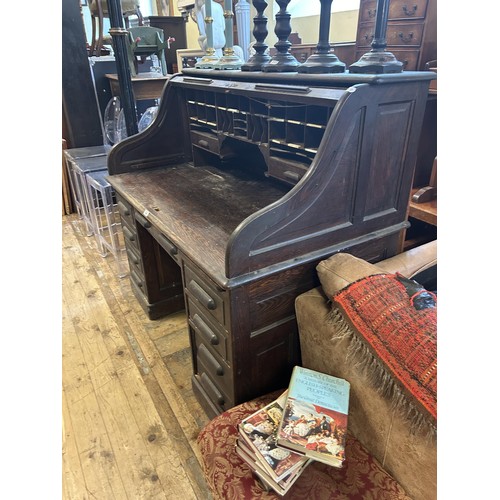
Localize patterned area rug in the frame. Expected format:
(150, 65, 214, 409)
(197, 391, 411, 499)
(332, 273, 437, 433)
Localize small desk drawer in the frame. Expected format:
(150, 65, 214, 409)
(191, 130, 220, 155)
(189, 301, 227, 359)
(117, 197, 135, 228)
(267, 157, 308, 186)
(130, 269, 145, 291)
(184, 265, 226, 326)
(196, 343, 232, 400)
(126, 246, 143, 277)
(122, 225, 140, 252)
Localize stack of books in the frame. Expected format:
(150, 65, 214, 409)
(236, 366, 351, 496)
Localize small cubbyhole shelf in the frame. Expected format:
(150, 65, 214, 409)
(184, 88, 336, 184)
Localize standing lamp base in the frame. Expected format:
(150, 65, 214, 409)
(214, 53, 243, 70)
(298, 52, 346, 74)
(349, 50, 404, 74)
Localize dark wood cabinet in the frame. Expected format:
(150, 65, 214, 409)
(148, 16, 188, 73)
(355, 0, 437, 70)
(107, 69, 434, 417)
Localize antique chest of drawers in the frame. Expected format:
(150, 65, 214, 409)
(355, 0, 436, 71)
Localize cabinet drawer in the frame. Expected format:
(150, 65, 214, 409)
(196, 343, 232, 400)
(149, 226, 180, 264)
(197, 372, 227, 409)
(191, 130, 220, 155)
(130, 269, 145, 291)
(389, 0, 428, 21)
(126, 246, 143, 277)
(117, 197, 135, 228)
(387, 22, 424, 47)
(267, 157, 308, 186)
(184, 265, 226, 326)
(356, 26, 375, 48)
(189, 300, 227, 359)
(122, 225, 140, 253)
(358, 0, 378, 24)
(388, 50, 420, 70)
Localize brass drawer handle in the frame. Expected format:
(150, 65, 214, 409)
(402, 4, 417, 16)
(193, 314, 219, 346)
(398, 32, 414, 43)
(188, 280, 216, 310)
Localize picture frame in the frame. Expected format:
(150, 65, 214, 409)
(176, 49, 205, 73)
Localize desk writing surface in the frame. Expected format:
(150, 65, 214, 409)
(108, 163, 288, 285)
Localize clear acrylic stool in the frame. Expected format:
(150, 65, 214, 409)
(86, 169, 129, 278)
(63, 146, 108, 236)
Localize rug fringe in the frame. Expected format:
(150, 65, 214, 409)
(327, 307, 437, 441)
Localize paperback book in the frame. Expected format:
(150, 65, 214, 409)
(235, 438, 310, 497)
(276, 366, 350, 468)
(238, 391, 309, 482)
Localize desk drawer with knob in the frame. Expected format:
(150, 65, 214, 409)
(184, 264, 227, 327)
(188, 299, 228, 360)
(195, 337, 233, 400)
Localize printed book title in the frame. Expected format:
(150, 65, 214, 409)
(291, 369, 349, 410)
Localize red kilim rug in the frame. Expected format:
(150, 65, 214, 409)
(333, 273, 437, 424)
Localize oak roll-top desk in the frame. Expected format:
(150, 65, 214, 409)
(107, 69, 435, 418)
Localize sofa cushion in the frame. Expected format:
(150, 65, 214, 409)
(331, 273, 437, 433)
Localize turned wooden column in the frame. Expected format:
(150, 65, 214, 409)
(261, 0, 300, 72)
(196, 0, 220, 69)
(298, 0, 345, 73)
(241, 0, 272, 71)
(215, 0, 243, 69)
(349, 0, 403, 73)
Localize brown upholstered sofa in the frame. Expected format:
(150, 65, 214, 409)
(197, 241, 436, 499)
(295, 240, 437, 500)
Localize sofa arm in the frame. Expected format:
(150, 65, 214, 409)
(317, 240, 437, 298)
(376, 240, 437, 277)
(295, 288, 437, 500)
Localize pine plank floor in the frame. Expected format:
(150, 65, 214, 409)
(62, 214, 213, 500)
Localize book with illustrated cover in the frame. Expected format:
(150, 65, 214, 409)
(276, 366, 350, 468)
(235, 438, 310, 497)
(238, 391, 309, 482)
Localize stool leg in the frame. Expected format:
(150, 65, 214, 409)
(90, 15, 97, 56)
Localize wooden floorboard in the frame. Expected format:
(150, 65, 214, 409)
(62, 214, 212, 500)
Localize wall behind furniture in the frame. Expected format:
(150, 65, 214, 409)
(180, 4, 359, 53)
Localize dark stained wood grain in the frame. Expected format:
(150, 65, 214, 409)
(107, 71, 435, 415)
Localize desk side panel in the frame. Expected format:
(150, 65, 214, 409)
(226, 80, 430, 277)
(107, 81, 191, 175)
